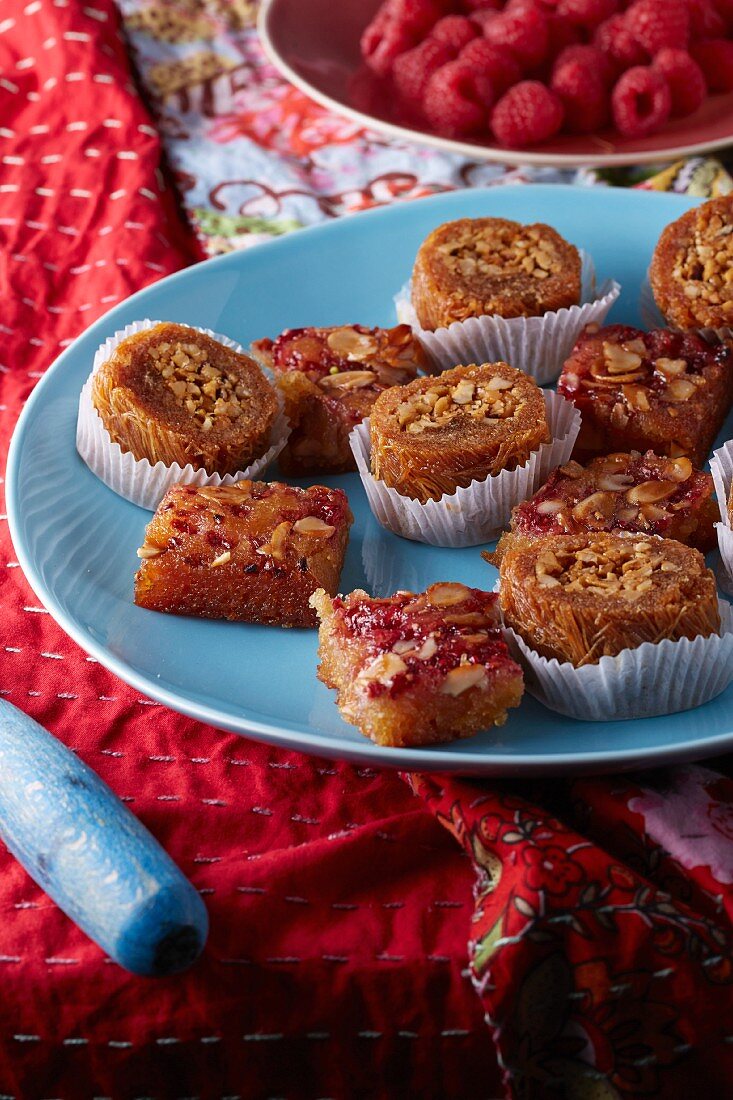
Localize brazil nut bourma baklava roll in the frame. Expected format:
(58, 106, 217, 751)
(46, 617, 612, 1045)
(494, 531, 733, 721)
(350, 362, 581, 547)
(395, 217, 619, 385)
(77, 320, 289, 510)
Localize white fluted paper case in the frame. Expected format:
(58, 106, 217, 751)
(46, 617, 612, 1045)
(76, 319, 290, 511)
(710, 439, 733, 595)
(395, 251, 620, 385)
(639, 269, 733, 342)
(502, 601, 733, 722)
(349, 390, 581, 547)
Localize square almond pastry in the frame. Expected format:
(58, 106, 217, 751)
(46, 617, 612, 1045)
(135, 481, 352, 627)
(311, 582, 523, 747)
(558, 325, 733, 466)
(252, 324, 426, 475)
(503, 450, 716, 552)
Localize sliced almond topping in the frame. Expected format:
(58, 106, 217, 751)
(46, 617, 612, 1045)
(655, 357, 687, 377)
(325, 326, 378, 360)
(597, 472, 635, 492)
(603, 342, 643, 375)
(392, 638, 417, 656)
(292, 516, 336, 536)
(571, 491, 616, 522)
(426, 582, 471, 607)
(256, 520, 291, 560)
(359, 652, 407, 685)
(663, 378, 697, 403)
(440, 664, 487, 696)
(211, 550, 231, 567)
(626, 480, 677, 504)
(640, 504, 668, 522)
(416, 636, 438, 660)
(318, 369, 376, 390)
(622, 384, 650, 412)
(536, 499, 564, 515)
(667, 456, 693, 482)
(137, 542, 163, 559)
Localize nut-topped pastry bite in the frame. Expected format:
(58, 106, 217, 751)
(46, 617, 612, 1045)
(91, 322, 279, 475)
(499, 532, 720, 668)
(369, 361, 549, 503)
(134, 480, 352, 627)
(558, 324, 733, 466)
(252, 323, 426, 475)
(650, 196, 733, 331)
(501, 451, 717, 553)
(411, 217, 582, 329)
(311, 582, 524, 748)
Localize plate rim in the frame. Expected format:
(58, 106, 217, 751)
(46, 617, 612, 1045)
(258, 0, 733, 170)
(10, 184, 733, 776)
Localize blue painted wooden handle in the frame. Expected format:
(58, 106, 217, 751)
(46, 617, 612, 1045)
(0, 699, 208, 976)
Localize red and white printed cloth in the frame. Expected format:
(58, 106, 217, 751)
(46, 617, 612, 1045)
(1, 3, 732, 1098)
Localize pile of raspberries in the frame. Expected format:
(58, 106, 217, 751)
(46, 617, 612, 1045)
(360, 0, 733, 148)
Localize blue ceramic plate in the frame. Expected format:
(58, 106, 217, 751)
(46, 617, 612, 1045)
(7, 186, 733, 775)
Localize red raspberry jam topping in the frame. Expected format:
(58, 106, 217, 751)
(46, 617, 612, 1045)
(333, 583, 519, 699)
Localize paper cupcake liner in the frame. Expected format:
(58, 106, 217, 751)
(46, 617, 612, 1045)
(349, 390, 581, 547)
(501, 599, 733, 722)
(395, 251, 620, 386)
(710, 438, 733, 590)
(76, 319, 290, 511)
(639, 270, 733, 342)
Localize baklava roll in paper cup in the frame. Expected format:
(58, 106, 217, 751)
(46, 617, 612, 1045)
(640, 270, 733, 343)
(495, 532, 733, 721)
(710, 440, 733, 594)
(643, 196, 733, 341)
(394, 218, 620, 385)
(76, 319, 289, 511)
(349, 362, 581, 547)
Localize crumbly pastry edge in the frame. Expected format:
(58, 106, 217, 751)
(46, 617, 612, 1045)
(76, 319, 290, 511)
(349, 390, 581, 547)
(395, 250, 620, 385)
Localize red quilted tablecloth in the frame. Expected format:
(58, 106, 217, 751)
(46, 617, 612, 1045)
(1, 3, 733, 1098)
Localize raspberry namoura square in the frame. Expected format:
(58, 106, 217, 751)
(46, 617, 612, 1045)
(557, 324, 733, 466)
(411, 217, 581, 330)
(650, 196, 733, 330)
(504, 451, 717, 552)
(369, 361, 549, 503)
(134, 481, 352, 628)
(92, 322, 278, 475)
(252, 324, 426, 475)
(311, 583, 523, 748)
(498, 532, 720, 668)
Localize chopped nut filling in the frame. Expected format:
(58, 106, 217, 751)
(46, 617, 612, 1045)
(441, 222, 565, 283)
(396, 373, 522, 434)
(672, 205, 733, 313)
(534, 539, 679, 600)
(148, 339, 252, 431)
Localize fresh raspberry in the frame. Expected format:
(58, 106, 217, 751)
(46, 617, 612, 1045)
(430, 14, 479, 53)
(459, 38, 523, 95)
(684, 0, 726, 37)
(423, 60, 495, 135)
(393, 39, 454, 105)
(690, 37, 733, 90)
(461, 0, 501, 10)
(553, 43, 616, 86)
(490, 80, 564, 146)
(714, 0, 733, 32)
(546, 14, 584, 58)
(594, 13, 649, 72)
(625, 0, 690, 54)
(652, 47, 706, 115)
(556, 0, 619, 31)
(551, 58, 611, 130)
(611, 64, 672, 136)
(361, 0, 447, 77)
(482, 9, 551, 69)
